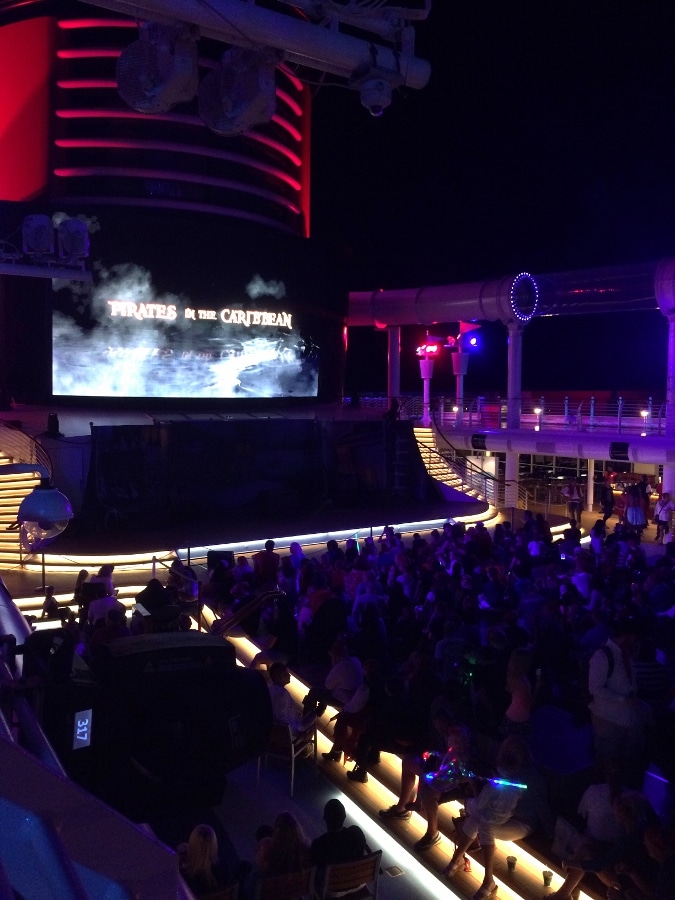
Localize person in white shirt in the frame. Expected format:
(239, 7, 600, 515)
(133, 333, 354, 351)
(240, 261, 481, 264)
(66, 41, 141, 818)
(561, 479, 584, 521)
(302, 636, 363, 717)
(653, 492, 674, 543)
(267, 662, 315, 737)
(88, 592, 126, 627)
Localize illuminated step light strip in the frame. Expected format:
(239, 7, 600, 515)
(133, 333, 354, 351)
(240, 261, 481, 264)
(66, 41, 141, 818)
(175, 515, 496, 561)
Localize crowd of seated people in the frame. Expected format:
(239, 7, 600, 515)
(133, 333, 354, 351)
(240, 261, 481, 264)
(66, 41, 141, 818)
(219, 513, 675, 899)
(19, 508, 675, 898)
(240, 800, 369, 899)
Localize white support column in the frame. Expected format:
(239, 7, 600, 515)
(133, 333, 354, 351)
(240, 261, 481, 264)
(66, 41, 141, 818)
(506, 322, 523, 430)
(505, 451, 519, 509)
(387, 326, 400, 408)
(586, 459, 595, 512)
(504, 322, 524, 510)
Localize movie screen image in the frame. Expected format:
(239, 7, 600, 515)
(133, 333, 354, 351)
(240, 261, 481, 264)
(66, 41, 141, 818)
(51, 212, 345, 401)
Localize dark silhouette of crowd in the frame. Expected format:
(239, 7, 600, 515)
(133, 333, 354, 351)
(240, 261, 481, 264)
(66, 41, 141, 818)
(20, 508, 675, 899)
(219, 514, 675, 900)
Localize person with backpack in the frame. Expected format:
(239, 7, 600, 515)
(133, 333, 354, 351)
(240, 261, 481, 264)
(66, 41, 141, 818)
(588, 618, 651, 786)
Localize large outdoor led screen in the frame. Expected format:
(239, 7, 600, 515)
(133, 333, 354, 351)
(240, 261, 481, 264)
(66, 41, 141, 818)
(51, 211, 345, 401)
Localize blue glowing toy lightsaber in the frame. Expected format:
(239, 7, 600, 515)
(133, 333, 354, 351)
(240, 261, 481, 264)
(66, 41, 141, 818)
(490, 777, 528, 790)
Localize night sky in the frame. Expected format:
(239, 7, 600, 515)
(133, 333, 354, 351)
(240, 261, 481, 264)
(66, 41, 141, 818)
(308, 1, 675, 398)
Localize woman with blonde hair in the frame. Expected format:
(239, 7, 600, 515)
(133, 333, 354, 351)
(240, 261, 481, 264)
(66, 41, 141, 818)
(256, 811, 310, 876)
(178, 823, 225, 897)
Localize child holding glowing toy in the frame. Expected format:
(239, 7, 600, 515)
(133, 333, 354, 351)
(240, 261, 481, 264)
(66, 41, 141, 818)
(443, 734, 552, 900)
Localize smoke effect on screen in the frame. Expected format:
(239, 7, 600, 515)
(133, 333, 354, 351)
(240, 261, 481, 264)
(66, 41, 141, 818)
(52, 262, 318, 399)
(246, 274, 286, 301)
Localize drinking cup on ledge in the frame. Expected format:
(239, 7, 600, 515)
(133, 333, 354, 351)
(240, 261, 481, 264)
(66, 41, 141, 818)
(543, 869, 553, 887)
(506, 855, 517, 872)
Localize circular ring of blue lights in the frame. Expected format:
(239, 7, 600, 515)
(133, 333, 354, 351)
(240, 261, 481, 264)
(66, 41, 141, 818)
(510, 272, 539, 322)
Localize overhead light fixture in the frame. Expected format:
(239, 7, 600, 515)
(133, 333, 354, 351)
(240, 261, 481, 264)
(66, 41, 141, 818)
(350, 64, 401, 117)
(116, 22, 199, 115)
(22, 215, 54, 257)
(359, 78, 392, 117)
(198, 47, 278, 136)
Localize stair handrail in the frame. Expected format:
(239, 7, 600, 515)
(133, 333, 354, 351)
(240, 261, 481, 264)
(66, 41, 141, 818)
(433, 421, 535, 510)
(416, 437, 493, 504)
(210, 589, 287, 637)
(0, 424, 52, 478)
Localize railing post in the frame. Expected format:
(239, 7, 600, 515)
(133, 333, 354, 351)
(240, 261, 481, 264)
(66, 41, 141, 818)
(152, 555, 156, 579)
(590, 395, 595, 430)
(617, 396, 623, 433)
(564, 395, 569, 424)
(648, 396, 653, 431)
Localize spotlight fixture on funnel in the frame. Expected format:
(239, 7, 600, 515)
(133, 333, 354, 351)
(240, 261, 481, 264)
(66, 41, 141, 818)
(199, 47, 278, 136)
(116, 22, 199, 115)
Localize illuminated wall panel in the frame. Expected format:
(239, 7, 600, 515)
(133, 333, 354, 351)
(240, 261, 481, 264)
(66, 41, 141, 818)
(0, 17, 53, 200)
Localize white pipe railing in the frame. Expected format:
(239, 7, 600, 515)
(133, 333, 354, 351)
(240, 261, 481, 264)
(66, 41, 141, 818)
(347, 393, 666, 435)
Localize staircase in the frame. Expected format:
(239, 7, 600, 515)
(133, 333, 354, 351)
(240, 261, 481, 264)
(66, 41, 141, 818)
(414, 425, 491, 505)
(0, 454, 40, 567)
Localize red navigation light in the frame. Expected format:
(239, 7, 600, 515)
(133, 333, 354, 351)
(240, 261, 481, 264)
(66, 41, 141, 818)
(416, 342, 440, 358)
